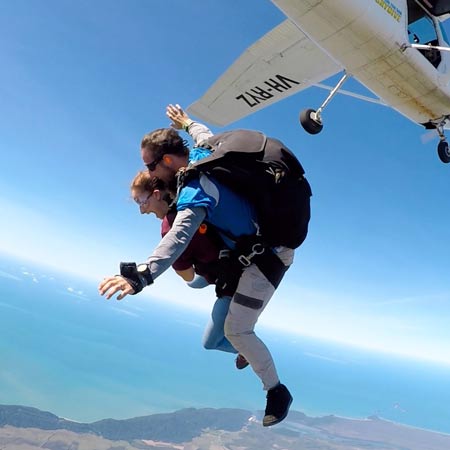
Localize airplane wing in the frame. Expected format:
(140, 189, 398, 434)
(187, 19, 342, 126)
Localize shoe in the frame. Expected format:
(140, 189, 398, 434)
(235, 354, 249, 370)
(263, 383, 293, 427)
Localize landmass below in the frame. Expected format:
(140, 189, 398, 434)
(0, 404, 449, 450)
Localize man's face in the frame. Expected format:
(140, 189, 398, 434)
(141, 146, 176, 184)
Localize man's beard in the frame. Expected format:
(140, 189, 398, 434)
(157, 165, 177, 185)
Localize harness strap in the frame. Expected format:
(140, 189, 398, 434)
(234, 236, 288, 288)
(251, 249, 288, 289)
(214, 240, 288, 294)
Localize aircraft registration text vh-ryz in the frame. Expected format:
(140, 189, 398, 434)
(236, 74, 300, 108)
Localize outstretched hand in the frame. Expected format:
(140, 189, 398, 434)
(166, 104, 192, 130)
(98, 275, 135, 300)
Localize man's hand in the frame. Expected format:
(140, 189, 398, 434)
(166, 104, 192, 130)
(98, 275, 135, 300)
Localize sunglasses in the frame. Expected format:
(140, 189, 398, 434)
(135, 193, 152, 207)
(146, 154, 164, 172)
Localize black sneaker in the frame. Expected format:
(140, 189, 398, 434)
(263, 383, 293, 427)
(235, 354, 249, 370)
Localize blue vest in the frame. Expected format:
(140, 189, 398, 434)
(176, 148, 257, 247)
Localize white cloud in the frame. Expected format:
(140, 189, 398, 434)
(111, 307, 140, 318)
(0, 269, 22, 281)
(174, 319, 203, 329)
(303, 352, 348, 365)
(62, 286, 90, 302)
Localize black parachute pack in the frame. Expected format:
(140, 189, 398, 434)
(178, 129, 312, 249)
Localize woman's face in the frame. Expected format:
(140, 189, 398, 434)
(132, 188, 169, 219)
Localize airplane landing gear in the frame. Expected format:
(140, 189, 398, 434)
(436, 120, 450, 163)
(299, 72, 350, 135)
(438, 140, 450, 163)
(300, 109, 323, 134)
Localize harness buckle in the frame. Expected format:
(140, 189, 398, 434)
(238, 243, 265, 267)
(238, 255, 252, 266)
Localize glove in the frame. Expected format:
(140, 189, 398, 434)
(119, 262, 153, 294)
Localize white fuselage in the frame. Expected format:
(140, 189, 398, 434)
(272, 0, 450, 125)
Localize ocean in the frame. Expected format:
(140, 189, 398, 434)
(1, 252, 449, 434)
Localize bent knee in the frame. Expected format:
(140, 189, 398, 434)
(224, 319, 253, 341)
(202, 338, 219, 350)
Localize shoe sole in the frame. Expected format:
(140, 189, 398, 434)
(235, 356, 249, 370)
(262, 395, 293, 427)
(236, 361, 249, 370)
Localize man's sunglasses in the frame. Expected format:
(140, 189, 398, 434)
(146, 154, 164, 172)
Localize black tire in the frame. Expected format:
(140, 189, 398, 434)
(438, 141, 450, 163)
(299, 109, 323, 135)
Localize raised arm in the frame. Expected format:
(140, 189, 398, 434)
(166, 103, 213, 146)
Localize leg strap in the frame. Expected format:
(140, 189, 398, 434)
(252, 250, 288, 288)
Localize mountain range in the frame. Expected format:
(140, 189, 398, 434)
(1, 404, 450, 450)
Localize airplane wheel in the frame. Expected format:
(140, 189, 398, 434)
(438, 141, 450, 163)
(300, 109, 323, 135)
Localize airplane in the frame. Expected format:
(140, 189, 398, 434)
(188, 0, 450, 164)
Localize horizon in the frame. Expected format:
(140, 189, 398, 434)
(2, 249, 450, 368)
(0, 401, 446, 429)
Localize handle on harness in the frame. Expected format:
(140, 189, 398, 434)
(235, 237, 288, 288)
(237, 243, 265, 267)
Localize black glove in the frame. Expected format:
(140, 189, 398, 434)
(119, 262, 153, 295)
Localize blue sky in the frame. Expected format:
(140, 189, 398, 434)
(0, 0, 449, 365)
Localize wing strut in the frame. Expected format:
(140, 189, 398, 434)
(313, 83, 386, 106)
(409, 43, 450, 53)
(315, 72, 350, 120)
